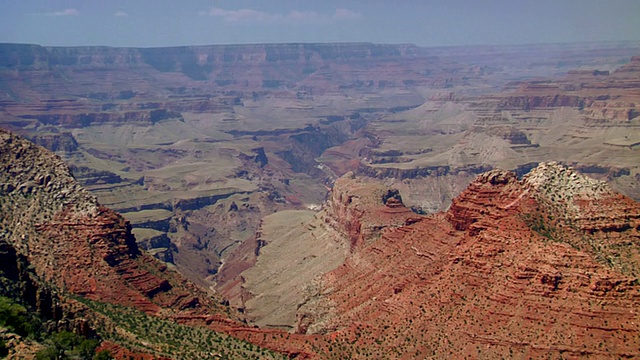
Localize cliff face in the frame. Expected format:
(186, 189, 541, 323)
(489, 55, 640, 121)
(15, 108, 185, 128)
(358, 163, 492, 180)
(354, 53, 640, 217)
(0, 130, 359, 359)
(4, 131, 640, 358)
(216, 173, 419, 332)
(27, 132, 79, 152)
(0, 129, 288, 357)
(320, 173, 417, 250)
(0, 43, 418, 69)
(296, 163, 640, 358)
(0, 128, 223, 313)
(0, 42, 452, 96)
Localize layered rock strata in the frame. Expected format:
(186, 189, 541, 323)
(219, 174, 419, 331)
(297, 163, 640, 358)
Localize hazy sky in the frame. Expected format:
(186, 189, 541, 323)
(1, 0, 639, 47)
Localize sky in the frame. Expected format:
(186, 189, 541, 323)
(1, 0, 639, 48)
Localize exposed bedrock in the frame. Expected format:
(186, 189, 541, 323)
(227, 173, 419, 330)
(27, 132, 79, 152)
(358, 163, 492, 180)
(272, 116, 366, 175)
(0, 129, 230, 316)
(296, 163, 640, 358)
(497, 94, 587, 110)
(116, 191, 249, 214)
(69, 165, 124, 186)
(489, 55, 640, 122)
(321, 173, 418, 250)
(17, 109, 183, 128)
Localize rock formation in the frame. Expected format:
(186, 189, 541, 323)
(320, 173, 417, 250)
(0, 129, 306, 358)
(352, 52, 640, 215)
(0, 129, 221, 313)
(492, 56, 640, 122)
(296, 163, 640, 358)
(2, 128, 640, 358)
(2, 41, 639, 293)
(2, 40, 640, 358)
(223, 174, 419, 331)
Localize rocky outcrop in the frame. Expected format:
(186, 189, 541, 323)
(481, 126, 531, 145)
(0, 129, 273, 355)
(238, 147, 269, 168)
(69, 165, 123, 186)
(222, 175, 420, 333)
(296, 163, 640, 358)
(321, 173, 417, 250)
(17, 109, 183, 128)
(2, 130, 375, 359)
(497, 93, 587, 110)
(358, 163, 492, 180)
(0, 129, 235, 313)
(27, 132, 79, 152)
(569, 163, 630, 177)
(523, 162, 640, 240)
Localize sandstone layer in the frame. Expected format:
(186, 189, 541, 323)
(2, 129, 640, 359)
(2, 42, 639, 293)
(0, 129, 309, 358)
(296, 163, 640, 358)
(229, 174, 418, 330)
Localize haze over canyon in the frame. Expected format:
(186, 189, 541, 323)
(1, 35, 640, 359)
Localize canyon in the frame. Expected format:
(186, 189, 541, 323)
(2, 129, 639, 358)
(1, 40, 640, 358)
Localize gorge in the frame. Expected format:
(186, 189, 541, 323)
(1, 40, 640, 358)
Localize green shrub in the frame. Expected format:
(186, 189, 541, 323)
(77, 339, 100, 359)
(0, 296, 40, 337)
(35, 346, 59, 360)
(93, 350, 113, 360)
(0, 339, 8, 357)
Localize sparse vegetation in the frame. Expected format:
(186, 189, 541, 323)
(0, 295, 108, 360)
(0, 295, 41, 338)
(35, 331, 100, 360)
(76, 298, 286, 359)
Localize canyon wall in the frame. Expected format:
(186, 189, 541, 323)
(296, 163, 640, 358)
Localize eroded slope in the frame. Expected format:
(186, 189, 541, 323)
(0, 129, 293, 358)
(231, 174, 417, 331)
(297, 163, 640, 358)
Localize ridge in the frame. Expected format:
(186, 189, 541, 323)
(295, 163, 640, 358)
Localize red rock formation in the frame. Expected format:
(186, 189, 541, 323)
(297, 163, 640, 358)
(0, 129, 234, 318)
(0, 129, 286, 356)
(0, 129, 340, 359)
(4, 127, 640, 358)
(486, 55, 640, 122)
(320, 173, 416, 250)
